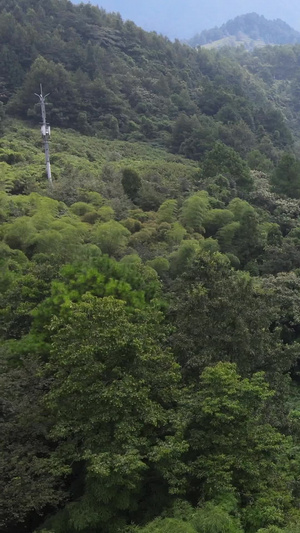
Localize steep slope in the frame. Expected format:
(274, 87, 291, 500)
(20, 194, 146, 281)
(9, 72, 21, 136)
(3, 117, 300, 533)
(3, 3, 300, 533)
(0, 119, 198, 207)
(0, 0, 295, 170)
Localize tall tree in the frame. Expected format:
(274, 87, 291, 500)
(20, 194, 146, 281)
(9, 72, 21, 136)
(43, 296, 185, 532)
(184, 363, 294, 531)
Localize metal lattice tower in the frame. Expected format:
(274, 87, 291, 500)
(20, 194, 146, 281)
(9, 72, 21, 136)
(35, 84, 52, 187)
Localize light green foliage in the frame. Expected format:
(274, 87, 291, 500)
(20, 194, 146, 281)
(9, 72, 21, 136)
(0, 191, 64, 221)
(120, 254, 142, 265)
(285, 525, 300, 533)
(81, 191, 105, 207)
(136, 518, 197, 532)
(217, 221, 240, 251)
(185, 363, 294, 530)
(0, 122, 197, 201)
(147, 257, 170, 276)
(227, 198, 255, 220)
(165, 222, 187, 245)
(129, 225, 157, 249)
(157, 200, 178, 223)
(215, 199, 263, 267)
(69, 201, 94, 216)
(0, 243, 51, 339)
(122, 217, 143, 233)
(92, 220, 131, 256)
(257, 526, 286, 533)
(157, 222, 172, 242)
(97, 205, 115, 221)
(180, 191, 210, 233)
(203, 209, 234, 237)
(190, 502, 243, 533)
(136, 500, 243, 533)
(169, 240, 201, 277)
(81, 205, 115, 224)
(0, 161, 15, 192)
(3, 216, 36, 251)
(260, 222, 282, 247)
(199, 236, 219, 252)
(0, 193, 91, 267)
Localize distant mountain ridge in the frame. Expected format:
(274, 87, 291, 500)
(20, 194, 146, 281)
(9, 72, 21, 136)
(188, 13, 300, 50)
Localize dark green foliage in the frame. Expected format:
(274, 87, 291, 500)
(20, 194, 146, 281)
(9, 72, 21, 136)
(201, 143, 253, 192)
(0, 0, 295, 167)
(122, 168, 142, 201)
(42, 295, 184, 532)
(170, 252, 296, 383)
(0, 355, 64, 533)
(272, 154, 300, 199)
(10, 56, 79, 127)
(247, 150, 274, 173)
(0, 102, 5, 136)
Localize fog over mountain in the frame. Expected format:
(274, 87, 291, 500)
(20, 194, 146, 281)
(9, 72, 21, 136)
(76, 0, 300, 39)
(188, 12, 300, 50)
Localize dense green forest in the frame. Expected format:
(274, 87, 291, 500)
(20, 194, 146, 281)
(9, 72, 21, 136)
(3, 1, 300, 533)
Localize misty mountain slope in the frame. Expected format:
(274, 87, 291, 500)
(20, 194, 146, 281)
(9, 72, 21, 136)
(189, 13, 300, 50)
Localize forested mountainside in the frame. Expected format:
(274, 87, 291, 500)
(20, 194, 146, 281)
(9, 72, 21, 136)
(188, 13, 300, 50)
(0, 0, 297, 161)
(4, 2, 300, 533)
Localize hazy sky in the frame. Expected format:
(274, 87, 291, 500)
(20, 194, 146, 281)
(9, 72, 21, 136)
(78, 0, 300, 39)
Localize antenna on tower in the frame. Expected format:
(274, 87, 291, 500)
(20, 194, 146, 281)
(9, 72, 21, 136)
(35, 84, 53, 187)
